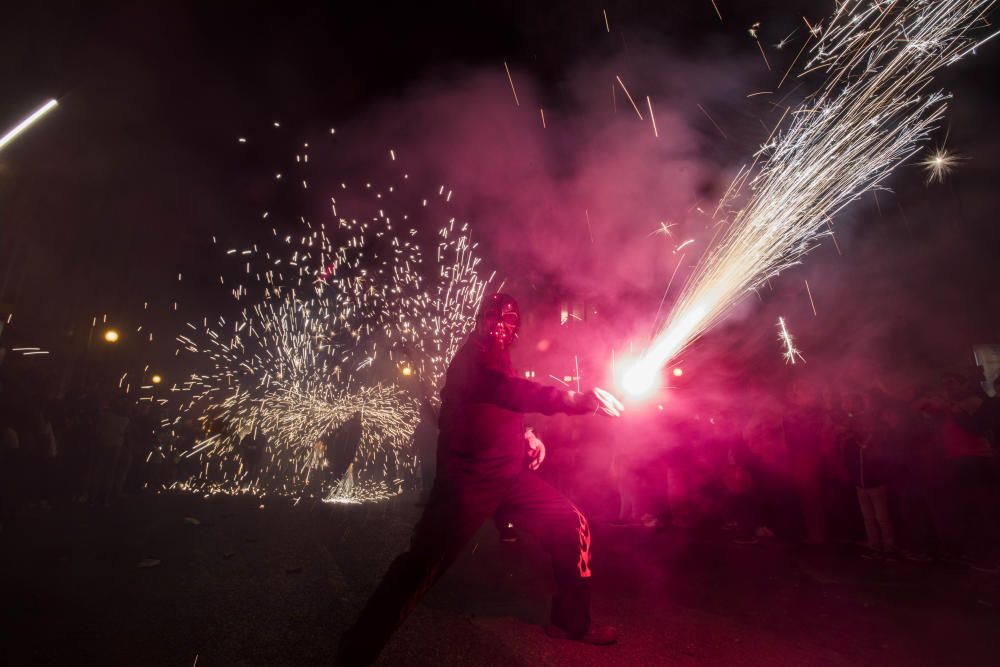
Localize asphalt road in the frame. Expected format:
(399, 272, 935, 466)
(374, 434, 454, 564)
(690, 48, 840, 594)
(3, 492, 998, 666)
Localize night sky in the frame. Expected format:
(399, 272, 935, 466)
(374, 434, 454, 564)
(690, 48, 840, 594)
(2, 0, 998, 388)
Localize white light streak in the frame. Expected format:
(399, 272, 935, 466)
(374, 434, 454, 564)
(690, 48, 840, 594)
(777, 317, 805, 364)
(0, 99, 58, 152)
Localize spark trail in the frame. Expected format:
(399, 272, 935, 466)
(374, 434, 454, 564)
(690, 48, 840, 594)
(627, 0, 996, 391)
(777, 316, 805, 364)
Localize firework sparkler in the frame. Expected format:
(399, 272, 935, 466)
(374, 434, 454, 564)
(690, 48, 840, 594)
(625, 0, 996, 393)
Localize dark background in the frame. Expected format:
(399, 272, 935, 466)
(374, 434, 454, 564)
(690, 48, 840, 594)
(1, 0, 998, 391)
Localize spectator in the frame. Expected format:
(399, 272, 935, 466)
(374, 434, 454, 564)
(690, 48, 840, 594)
(936, 372, 997, 571)
(896, 386, 945, 561)
(122, 403, 156, 494)
(239, 424, 265, 487)
(982, 375, 1000, 452)
(85, 400, 129, 505)
(610, 423, 644, 525)
(413, 397, 439, 504)
(31, 406, 58, 508)
(840, 392, 896, 559)
(305, 438, 330, 494)
(782, 381, 828, 545)
(719, 408, 765, 544)
(741, 399, 786, 538)
(1, 404, 20, 530)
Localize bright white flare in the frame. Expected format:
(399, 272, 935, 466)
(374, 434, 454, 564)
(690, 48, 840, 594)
(0, 99, 58, 152)
(621, 359, 661, 398)
(637, 0, 996, 374)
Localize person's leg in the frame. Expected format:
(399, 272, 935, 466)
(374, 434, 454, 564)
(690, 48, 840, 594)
(730, 490, 762, 542)
(414, 423, 437, 502)
(797, 456, 826, 545)
(751, 464, 781, 535)
(498, 473, 594, 638)
(113, 450, 131, 498)
(980, 461, 1000, 563)
(494, 505, 518, 543)
(899, 468, 927, 555)
(856, 486, 881, 552)
(616, 465, 638, 522)
(83, 448, 102, 501)
(869, 485, 896, 553)
(338, 475, 503, 665)
(102, 449, 121, 505)
(958, 458, 996, 566)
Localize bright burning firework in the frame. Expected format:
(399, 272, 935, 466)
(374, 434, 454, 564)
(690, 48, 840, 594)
(627, 0, 997, 383)
(777, 316, 805, 364)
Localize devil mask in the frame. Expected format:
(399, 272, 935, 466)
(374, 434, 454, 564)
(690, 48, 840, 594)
(476, 293, 520, 350)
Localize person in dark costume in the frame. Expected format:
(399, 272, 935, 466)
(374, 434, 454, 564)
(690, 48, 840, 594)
(238, 424, 265, 486)
(337, 293, 620, 665)
(398, 344, 440, 504)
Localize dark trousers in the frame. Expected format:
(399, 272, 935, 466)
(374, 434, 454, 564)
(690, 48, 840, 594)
(951, 457, 998, 560)
(339, 470, 593, 665)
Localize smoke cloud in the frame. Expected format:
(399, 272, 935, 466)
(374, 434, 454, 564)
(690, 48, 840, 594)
(321, 35, 998, 400)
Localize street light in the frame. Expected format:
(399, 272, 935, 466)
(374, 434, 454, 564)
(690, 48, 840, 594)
(151, 374, 162, 384)
(103, 329, 120, 343)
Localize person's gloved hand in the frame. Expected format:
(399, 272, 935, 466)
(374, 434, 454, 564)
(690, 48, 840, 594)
(592, 387, 624, 417)
(567, 388, 624, 417)
(525, 427, 546, 470)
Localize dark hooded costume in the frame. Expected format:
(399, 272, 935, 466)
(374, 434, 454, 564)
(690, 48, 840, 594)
(338, 294, 606, 665)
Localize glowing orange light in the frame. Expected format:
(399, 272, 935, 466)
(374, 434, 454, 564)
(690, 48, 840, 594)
(151, 374, 162, 384)
(401, 366, 412, 376)
(103, 329, 120, 343)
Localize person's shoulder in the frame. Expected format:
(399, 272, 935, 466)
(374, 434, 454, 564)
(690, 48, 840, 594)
(457, 332, 487, 355)
(450, 334, 489, 367)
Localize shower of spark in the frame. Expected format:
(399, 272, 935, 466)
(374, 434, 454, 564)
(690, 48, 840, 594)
(628, 0, 996, 386)
(777, 317, 805, 364)
(156, 142, 490, 501)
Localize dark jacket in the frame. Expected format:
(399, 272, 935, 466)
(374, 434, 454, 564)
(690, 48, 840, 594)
(437, 333, 593, 480)
(840, 411, 895, 489)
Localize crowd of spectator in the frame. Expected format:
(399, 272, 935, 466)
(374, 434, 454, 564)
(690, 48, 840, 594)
(0, 374, 203, 529)
(591, 370, 1000, 572)
(3, 351, 998, 576)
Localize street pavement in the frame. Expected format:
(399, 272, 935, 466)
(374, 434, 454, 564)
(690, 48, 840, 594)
(3, 492, 998, 666)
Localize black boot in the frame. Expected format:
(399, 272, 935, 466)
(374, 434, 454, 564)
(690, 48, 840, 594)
(545, 623, 618, 645)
